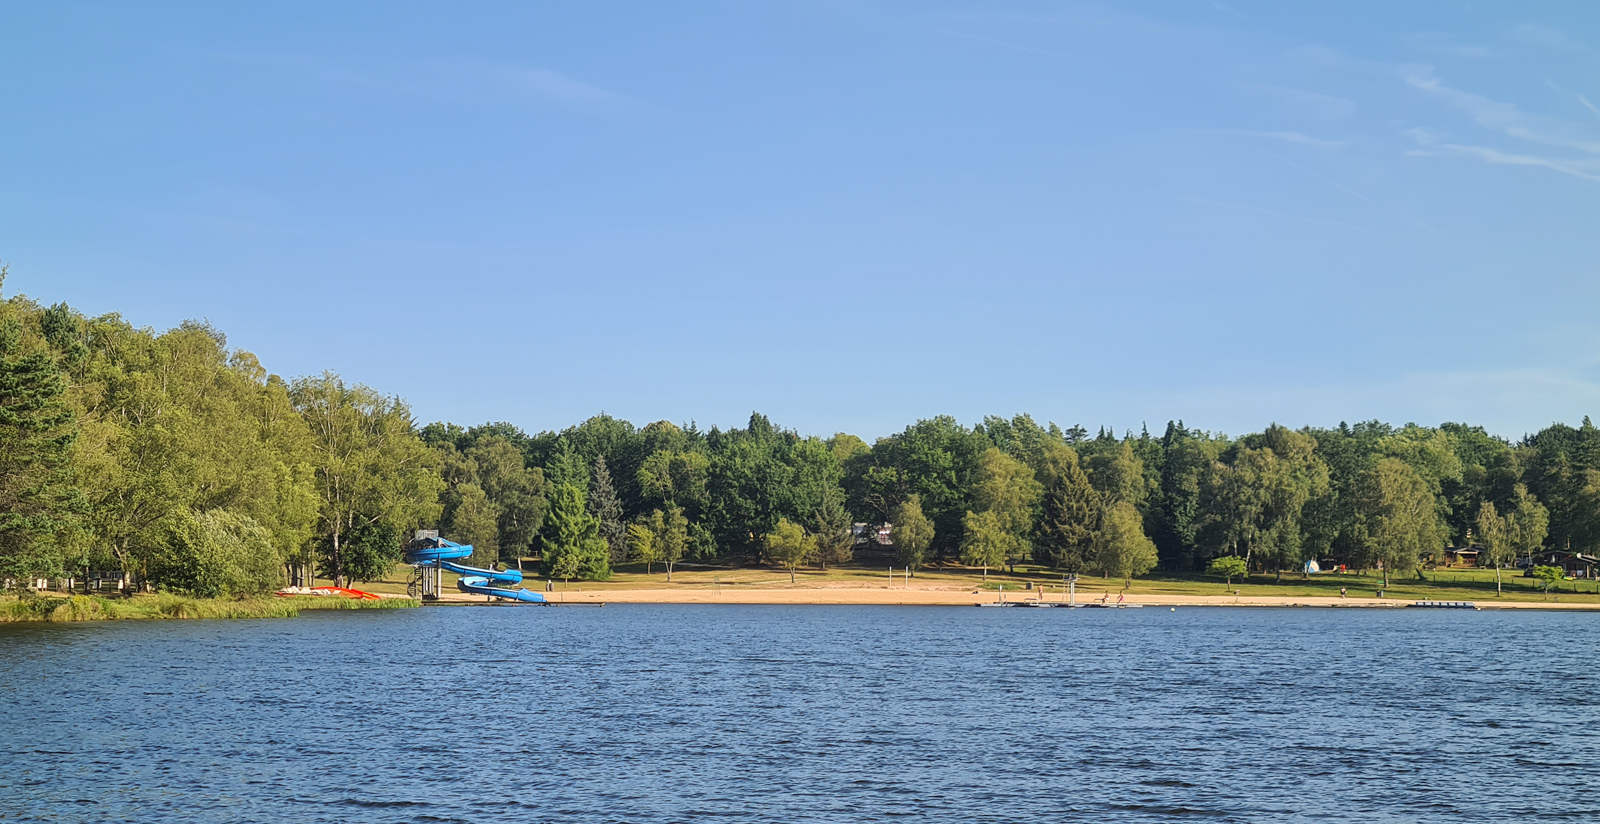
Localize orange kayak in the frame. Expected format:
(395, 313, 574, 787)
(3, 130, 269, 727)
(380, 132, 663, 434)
(276, 586, 382, 600)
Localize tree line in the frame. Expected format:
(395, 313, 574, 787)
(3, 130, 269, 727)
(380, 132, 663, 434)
(1, 281, 1591, 596)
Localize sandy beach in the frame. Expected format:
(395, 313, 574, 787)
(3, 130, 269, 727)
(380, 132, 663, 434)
(431, 583, 1600, 610)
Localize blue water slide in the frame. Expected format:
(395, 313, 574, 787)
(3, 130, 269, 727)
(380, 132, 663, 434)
(406, 536, 545, 602)
(403, 538, 474, 564)
(439, 560, 522, 584)
(455, 575, 547, 603)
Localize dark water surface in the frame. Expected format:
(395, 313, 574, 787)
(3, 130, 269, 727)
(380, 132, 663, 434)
(2, 605, 1596, 823)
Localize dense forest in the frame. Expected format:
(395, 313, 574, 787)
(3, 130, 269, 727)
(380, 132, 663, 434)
(2, 279, 1594, 596)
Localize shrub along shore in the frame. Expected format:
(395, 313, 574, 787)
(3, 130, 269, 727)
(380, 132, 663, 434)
(0, 594, 418, 623)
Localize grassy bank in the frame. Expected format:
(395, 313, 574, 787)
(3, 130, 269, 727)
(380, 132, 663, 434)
(0, 593, 419, 623)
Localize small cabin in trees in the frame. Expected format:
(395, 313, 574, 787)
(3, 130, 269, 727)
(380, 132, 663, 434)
(1522, 550, 1599, 579)
(852, 522, 893, 547)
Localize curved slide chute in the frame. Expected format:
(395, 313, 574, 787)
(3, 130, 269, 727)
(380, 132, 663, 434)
(438, 560, 522, 584)
(403, 537, 545, 603)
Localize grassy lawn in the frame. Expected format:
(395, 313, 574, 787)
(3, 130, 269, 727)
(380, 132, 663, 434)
(354, 559, 1600, 604)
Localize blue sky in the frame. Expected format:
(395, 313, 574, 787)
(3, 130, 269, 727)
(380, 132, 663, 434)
(3, 1, 1598, 440)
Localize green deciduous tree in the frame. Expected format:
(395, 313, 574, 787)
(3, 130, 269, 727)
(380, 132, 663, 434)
(626, 517, 661, 574)
(1531, 564, 1563, 598)
(637, 448, 710, 515)
(329, 519, 401, 583)
(450, 482, 501, 569)
(765, 517, 812, 583)
(1206, 555, 1247, 586)
(1253, 425, 1332, 581)
(292, 372, 443, 586)
(859, 416, 991, 552)
(1359, 458, 1445, 588)
(1472, 485, 1546, 597)
(1506, 485, 1550, 565)
(1093, 501, 1159, 587)
(890, 494, 934, 572)
(1475, 501, 1511, 596)
(960, 510, 1021, 578)
(1087, 440, 1148, 508)
(69, 319, 318, 588)
(968, 447, 1041, 571)
(659, 504, 690, 581)
(467, 436, 547, 563)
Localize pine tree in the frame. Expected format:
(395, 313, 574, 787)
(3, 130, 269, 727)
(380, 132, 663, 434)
(588, 455, 626, 564)
(811, 492, 854, 570)
(1035, 443, 1100, 573)
(0, 314, 80, 586)
(543, 439, 589, 493)
(540, 483, 610, 582)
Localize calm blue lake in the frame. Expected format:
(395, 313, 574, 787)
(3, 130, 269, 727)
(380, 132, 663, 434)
(2, 605, 1595, 823)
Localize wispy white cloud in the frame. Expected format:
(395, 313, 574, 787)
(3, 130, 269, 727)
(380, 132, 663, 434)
(1206, 2, 1247, 22)
(485, 67, 620, 104)
(1182, 195, 1397, 236)
(207, 51, 625, 109)
(1402, 67, 1600, 154)
(1582, 94, 1600, 122)
(1543, 81, 1600, 124)
(1404, 128, 1600, 183)
(932, 29, 1071, 58)
(1241, 84, 1358, 120)
(1509, 23, 1591, 53)
(1400, 32, 1499, 59)
(1255, 149, 1367, 199)
(1208, 129, 1346, 148)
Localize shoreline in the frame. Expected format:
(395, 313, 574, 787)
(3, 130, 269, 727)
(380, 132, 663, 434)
(0, 593, 419, 623)
(434, 586, 1600, 610)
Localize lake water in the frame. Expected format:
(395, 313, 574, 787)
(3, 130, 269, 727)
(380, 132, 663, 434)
(2, 605, 1596, 823)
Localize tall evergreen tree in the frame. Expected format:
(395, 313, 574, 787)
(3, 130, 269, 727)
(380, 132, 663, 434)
(1034, 443, 1100, 573)
(588, 455, 626, 564)
(540, 483, 610, 582)
(0, 315, 80, 585)
(1150, 422, 1209, 570)
(543, 439, 590, 493)
(811, 491, 854, 570)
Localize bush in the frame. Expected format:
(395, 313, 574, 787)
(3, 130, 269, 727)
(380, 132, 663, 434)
(1531, 564, 1564, 596)
(149, 510, 283, 598)
(0, 593, 418, 621)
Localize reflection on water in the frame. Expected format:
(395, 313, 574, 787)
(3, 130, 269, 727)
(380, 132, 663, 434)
(2, 605, 1596, 823)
